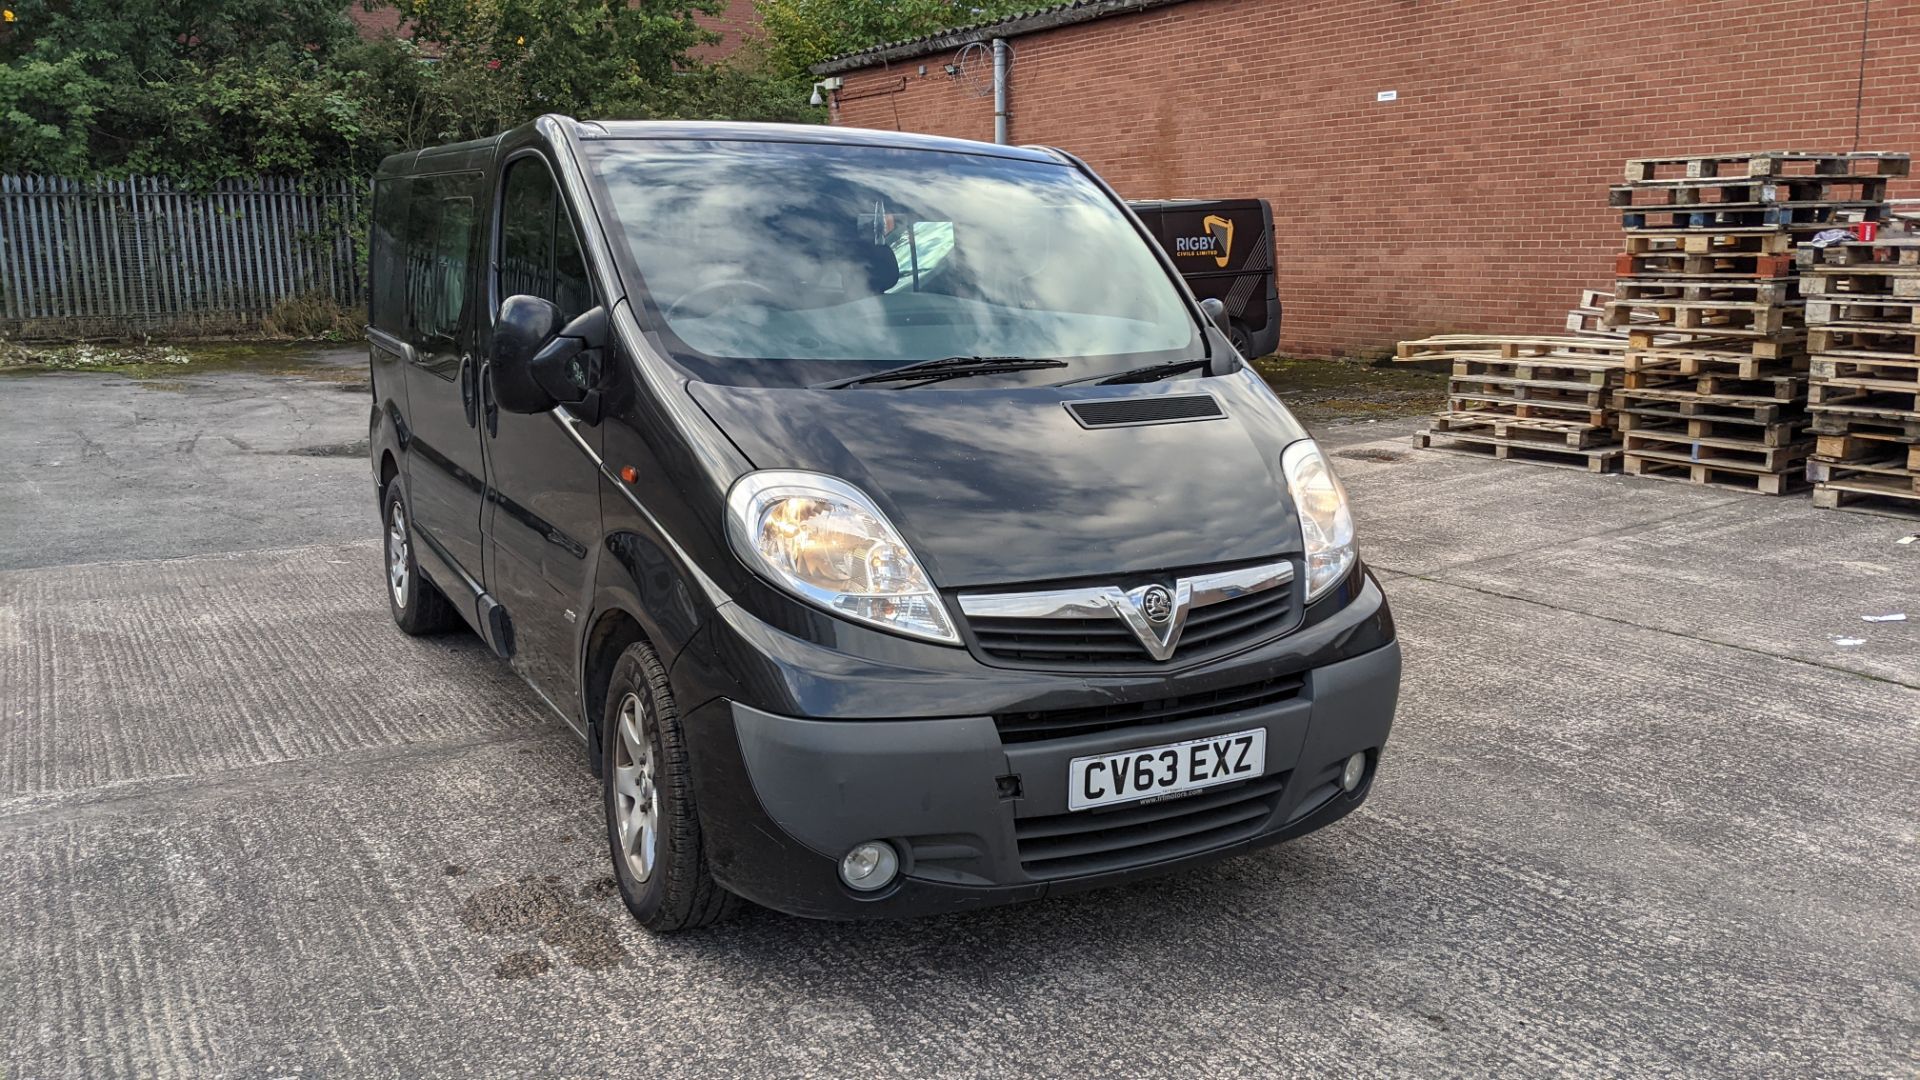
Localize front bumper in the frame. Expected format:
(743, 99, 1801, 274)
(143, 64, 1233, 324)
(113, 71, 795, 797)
(681, 631, 1401, 920)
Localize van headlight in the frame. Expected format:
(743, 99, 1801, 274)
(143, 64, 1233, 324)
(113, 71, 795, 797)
(726, 471, 959, 644)
(1280, 439, 1355, 601)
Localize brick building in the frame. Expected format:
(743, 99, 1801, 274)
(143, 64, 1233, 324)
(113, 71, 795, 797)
(815, 0, 1920, 358)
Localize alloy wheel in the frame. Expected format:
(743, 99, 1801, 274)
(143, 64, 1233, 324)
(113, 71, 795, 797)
(386, 500, 410, 607)
(612, 692, 660, 882)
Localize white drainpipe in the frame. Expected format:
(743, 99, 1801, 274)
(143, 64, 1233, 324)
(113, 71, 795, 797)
(992, 38, 1010, 144)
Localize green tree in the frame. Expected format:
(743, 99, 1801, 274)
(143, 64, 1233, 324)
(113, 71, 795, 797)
(754, 0, 1033, 78)
(0, 0, 377, 177)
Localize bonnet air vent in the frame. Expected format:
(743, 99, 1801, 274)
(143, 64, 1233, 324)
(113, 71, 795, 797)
(1067, 395, 1224, 429)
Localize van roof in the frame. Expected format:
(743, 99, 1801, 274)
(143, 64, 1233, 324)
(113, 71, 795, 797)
(375, 116, 1061, 178)
(576, 119, 1058, 162)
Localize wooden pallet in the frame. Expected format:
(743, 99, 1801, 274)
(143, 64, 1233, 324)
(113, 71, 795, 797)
(1809, 404, 1920, 440)
(1449, 358, 1617, 383)
(1799, 268, 1920, 301)
(1795, 238, 1920, 268)
(1808, 325, 1920, 357)
(1395, 335, 1629, 364)
(1809, 381, 1920, 413)
(1622, 368, 1806, 397)
(1620, 249, 1797, 278)
(1806, 456, 1920, 490)
(1414, 429, 1623, 473)
(1813, 475, 1920, 518)
(1810, 354, 1920, 384)
(1430, 412, 1613, 449)
(1447, 395, 1610, 426)
(1606, 301, 1799, 337)
(1624, 151, 1910, 183)
(1623, 230, 1794, 256)
(1623, 340, 1807, 377)
(1805, 297, 1920, 329)
(1623, 454, 1805, 495)
(1618, 412, 1809, 447)
(1613, 277, 1798, 304)
(1620, 204, 1886, 231)
(1621, 431, 1811, 473)
(1814, 430, 1920, 463)
(1613, 386, 1806, 424)
(1609, 177, 1890, 209)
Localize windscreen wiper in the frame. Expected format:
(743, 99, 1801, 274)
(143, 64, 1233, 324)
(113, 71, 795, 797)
(813, 355, 1068, 390)
(1051, 357, 1210, 387)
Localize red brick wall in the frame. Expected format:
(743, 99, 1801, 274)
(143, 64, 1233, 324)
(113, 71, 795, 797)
(828, 0, 1920, 357)
(691, 0, 761, 60)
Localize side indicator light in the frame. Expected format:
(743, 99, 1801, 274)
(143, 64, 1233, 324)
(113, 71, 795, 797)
(619, 466, 638, 484)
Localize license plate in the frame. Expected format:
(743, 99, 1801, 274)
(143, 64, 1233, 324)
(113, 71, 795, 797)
(1067, 728, 1267, 811)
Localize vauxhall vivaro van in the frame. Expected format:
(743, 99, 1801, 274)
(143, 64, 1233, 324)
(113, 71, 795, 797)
(367, 116, 1400, 931)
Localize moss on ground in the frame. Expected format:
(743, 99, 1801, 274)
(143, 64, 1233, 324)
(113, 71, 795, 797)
(1251, 356, 1446, 424)
(0, 341, 364, 383)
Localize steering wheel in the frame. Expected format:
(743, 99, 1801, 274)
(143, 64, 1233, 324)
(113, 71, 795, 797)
(665, 279, 779, 321)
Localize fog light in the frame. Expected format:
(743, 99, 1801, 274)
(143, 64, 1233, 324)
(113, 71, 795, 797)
(839, 841, 899, 892)
(1341, 752, 1367, 792)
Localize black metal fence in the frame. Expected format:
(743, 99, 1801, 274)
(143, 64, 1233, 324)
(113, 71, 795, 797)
(0, 175, 363, 339)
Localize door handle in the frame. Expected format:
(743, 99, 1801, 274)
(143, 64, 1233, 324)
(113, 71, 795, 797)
(481, 362, 499, 437)
(459, 354, 478, 427)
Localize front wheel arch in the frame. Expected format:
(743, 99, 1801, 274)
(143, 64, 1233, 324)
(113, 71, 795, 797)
(582, 606, 647, 771)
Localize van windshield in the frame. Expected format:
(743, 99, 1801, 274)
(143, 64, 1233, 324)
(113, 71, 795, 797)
(583, 139, 1200, 385)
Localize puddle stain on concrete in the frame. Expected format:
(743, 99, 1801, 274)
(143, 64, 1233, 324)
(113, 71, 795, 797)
(287, 439, 370, 459)
(1335, 448, 1406, 464)
(493, 950, 553, 980)
(459, 876, 630, 976)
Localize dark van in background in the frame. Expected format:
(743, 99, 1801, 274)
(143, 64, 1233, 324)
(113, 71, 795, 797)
(367, 117, 1397, 932)
(1129, 198, 1281, 358)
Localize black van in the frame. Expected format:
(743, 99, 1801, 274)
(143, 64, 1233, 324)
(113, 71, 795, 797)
(1129, 198, 1281, 358)
(367, 117, 1399, 931)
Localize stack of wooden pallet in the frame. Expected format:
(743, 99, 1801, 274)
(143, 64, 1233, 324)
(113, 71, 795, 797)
(1399, 335, 1629, 472)
(1799, 236, 1920, 516)
(1602, 151, 1908, 494)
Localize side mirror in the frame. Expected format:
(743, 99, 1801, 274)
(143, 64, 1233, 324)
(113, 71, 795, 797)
(1198, 297, 1231, 335)
(493, 295, 563, 414)
(1197, 297, 1238, 374)
(527, 306, 608, 408)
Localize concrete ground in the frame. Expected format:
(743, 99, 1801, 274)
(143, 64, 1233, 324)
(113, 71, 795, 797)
(1, 353, 1915, 1078)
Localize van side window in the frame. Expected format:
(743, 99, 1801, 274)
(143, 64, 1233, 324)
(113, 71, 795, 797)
(369, 178, 409, 333)
(420, 195, 474, 346)
(398, 176, 476, 378)
(498, 156, 591, 322)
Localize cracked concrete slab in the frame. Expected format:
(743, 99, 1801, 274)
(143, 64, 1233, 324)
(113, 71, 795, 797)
(0, 349, 377, 572)
(0, 542, 546, 800)
(1430, 495, 1920, 686)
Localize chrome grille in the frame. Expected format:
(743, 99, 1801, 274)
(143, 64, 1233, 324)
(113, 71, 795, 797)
(958, 560, 1296, 669)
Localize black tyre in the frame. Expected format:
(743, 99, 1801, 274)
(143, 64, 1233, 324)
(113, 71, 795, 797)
(1227, 319, 1257, 359)
(381, 481, 459, 635)
(601, 640, 739, 932)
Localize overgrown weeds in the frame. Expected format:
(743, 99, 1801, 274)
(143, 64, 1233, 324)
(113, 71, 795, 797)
(0, 340, 192, 370)
(262, 290, 364, 341)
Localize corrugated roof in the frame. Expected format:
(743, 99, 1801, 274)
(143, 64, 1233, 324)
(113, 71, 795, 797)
(811, 0, 1194, 75)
